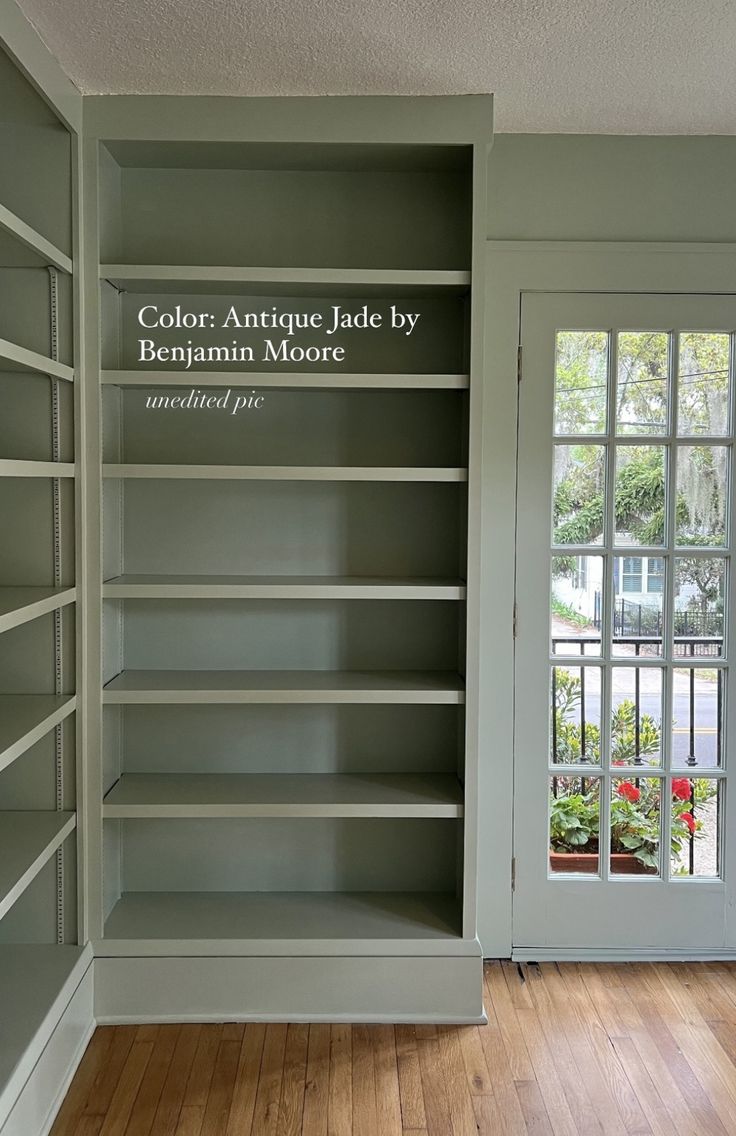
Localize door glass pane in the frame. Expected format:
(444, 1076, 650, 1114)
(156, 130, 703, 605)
(670, 778, 721, 879)
(610, 777, 661, 875)
(674, 556, 725, 655)
(612, 557, 664, 657)
(549, 775, 600, 874)
(676, 446, 729, 546)
(554, 331, 609, 435)
(611, 668, 663, 767)
(614, 445, 666, 545)
(553, 445, 606, 545)
(678, 333, 731, 437)
(672, 667, 724, 769)
(551, 554, 603, 655)
(551, 665, 602, 765)
(616, 331, 669, 435)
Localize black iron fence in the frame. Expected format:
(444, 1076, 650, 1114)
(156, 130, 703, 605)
(592, 593, 724, 641)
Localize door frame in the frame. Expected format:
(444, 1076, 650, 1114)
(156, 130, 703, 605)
(478, 240, 736, 958)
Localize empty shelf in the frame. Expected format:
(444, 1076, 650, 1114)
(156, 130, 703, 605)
(0, 335, 74, 382)
(0, 694, 76, 775)
(0, 587, 76, 634)
(100, 265, 471, 296)
(102, 574, 466, 600)
(0, 202, 73, 275)
(0, 944, 91, 1130)
(102, 464, 468, 482)
(101, 370, 470, 389)
(0, 459, 75, 477)
(103, 773, 464, 818)
(101, 891, 469, 956)
(102, 670, 465, 705)
(0, 812, 76, 920)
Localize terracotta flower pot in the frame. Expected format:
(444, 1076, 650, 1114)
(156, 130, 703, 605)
(549, 850, 658, 875)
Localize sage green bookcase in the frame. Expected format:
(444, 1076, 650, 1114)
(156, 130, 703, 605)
(85, 96, 491, 1021)
(0, 35, 91, 1135)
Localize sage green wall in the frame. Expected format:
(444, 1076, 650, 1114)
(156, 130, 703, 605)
(488, 135, 736, 242)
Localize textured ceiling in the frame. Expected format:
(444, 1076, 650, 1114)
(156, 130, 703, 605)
(15, 0, 736, 133)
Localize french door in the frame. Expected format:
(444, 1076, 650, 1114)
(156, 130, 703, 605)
(513, 293, 736, 953)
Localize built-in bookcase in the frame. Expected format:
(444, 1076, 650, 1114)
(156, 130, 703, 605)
(0, 41, 85, 1130)
(85, 97, 490, 1020)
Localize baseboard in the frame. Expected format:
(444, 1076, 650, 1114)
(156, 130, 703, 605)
(0, 965, 95, 1136)
(512, 947, 736, 962)
(95, 954, 485, 1023)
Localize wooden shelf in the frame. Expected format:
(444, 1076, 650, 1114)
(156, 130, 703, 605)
(0, 694, 76, 775)
(0, 459, 75, 478)
(0, 336, 74, 382)
(103, 773, 464, 818)
(102, 669, 465, 705)
(0, 586, 76, 634)
(0, 944, 91, 1130)
(100, 891, 467, 956)
(100, 265, 471, 296)
(0, 202, 73, 275)
(101, 370, 470, 390)
(0, 812, 76, 921)
(102, 464, 468, 482)
(102, 574, 466, 600)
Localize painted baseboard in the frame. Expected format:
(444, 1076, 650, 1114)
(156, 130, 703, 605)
(95, 954, 485, 1024)
(512, 947, 736, 962)
(0, 965, 94, 1136)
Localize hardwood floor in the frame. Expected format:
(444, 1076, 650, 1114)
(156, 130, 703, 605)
(51, 960, 736, 1135)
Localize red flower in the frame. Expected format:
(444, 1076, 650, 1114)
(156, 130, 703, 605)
(681, 812, 696, 834)
(612, 760, 625, 766)
(617, 781, 640, 803)
(672, 778, 692, 801)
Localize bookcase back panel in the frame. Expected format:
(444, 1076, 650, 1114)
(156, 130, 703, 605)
(0, 840, 77, 944)
(100, 147, 471, 270)
(112, 388, 464, 467)
(0, 262, 73, 364)
(0, 46, 72, 255)
(108, 704, 461, 776)
(117, 817, 458, 892)
(117, 481, 464, 577)
(108, 599, 463, 672)
(0, 373, 74, 462)
(0, 480, 74, 584)
(0, 723, 75, 809)
(112, 292, 467, 375)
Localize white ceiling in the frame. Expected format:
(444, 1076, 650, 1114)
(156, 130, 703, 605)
(16, 0, 736, 133)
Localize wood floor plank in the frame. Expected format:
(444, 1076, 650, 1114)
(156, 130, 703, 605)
(302, 1024, 331, 1136)
(82, 1026, 139, 1120)
(414, 1026, 453, 1136)
(327, 1023, 353, 1136)
(276, 1023, 309, 1136)
(174, 1025, 223, 1136)
(625, 964, 728, 1136)
(250, 1023, 288, 1136)
(485, 961, 536, 1081)
(352, 1024, 379, 1136)
(395, 1024, 426, 1130)
(148, 1026, 202, 1136)
(225, 1022, 267, 1136)
(51, 1027, 115, 1135)
(478, 966, 529, 1136)
(437, 1025, 480, 1136)
(122, 1024, 179, 1136)
(200, 1040, 241, 1136)
(98, 1040, 154, 1136)
(372, 1025, 403, 1136)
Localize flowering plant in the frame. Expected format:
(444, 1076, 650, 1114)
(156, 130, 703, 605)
(550, 774, 715, 869)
